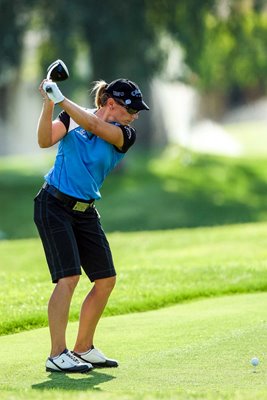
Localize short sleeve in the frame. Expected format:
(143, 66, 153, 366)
(116, 125, 136, 153)
(57, 111, 70, 131)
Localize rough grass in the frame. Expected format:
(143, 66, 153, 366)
(1, 221, 267, 336)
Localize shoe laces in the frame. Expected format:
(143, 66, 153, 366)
(67, 351, 82, 364)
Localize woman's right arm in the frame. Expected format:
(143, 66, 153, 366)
(37, 83, 67, 148)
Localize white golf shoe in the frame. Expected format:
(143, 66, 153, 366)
(73, 345, 119, 368)
(46, 348, 93, 373)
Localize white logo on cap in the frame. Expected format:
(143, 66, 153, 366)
(125, 99, 132, 105)
(131, 89, 141, 97)
(113, 91, 124, 97)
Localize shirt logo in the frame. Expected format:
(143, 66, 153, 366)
(124, 126, 132, 139)
(75, 128, 87, 138)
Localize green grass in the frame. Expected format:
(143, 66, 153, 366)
(2, 146, 267, 398)
(1, 221, 267, 336)
(1, 292, 267, 399)
(0, 153, 54, 239)
(2, 148, 267, 239)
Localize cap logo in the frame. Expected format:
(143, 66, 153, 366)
(125, 99, 132, 105)
(131, 89, 142, 97)
(113, 90, 124, 97)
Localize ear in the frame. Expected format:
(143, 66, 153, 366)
(107, 97, 115, 109)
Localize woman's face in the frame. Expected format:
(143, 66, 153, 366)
(107, 98, 139, 125)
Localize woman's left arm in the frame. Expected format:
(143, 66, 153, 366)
(60, 98, 124, 148)
(42, 81, 125, 147)
(42, 80, 125, 148)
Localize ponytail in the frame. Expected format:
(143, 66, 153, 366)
(91, 80, 109, 109)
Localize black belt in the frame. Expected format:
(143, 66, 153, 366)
(42, 182, 95, 212)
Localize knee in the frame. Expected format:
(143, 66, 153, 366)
(58, 275, 80, 292)
(95, 276, 116, 294)
(107, 276, 116, 292)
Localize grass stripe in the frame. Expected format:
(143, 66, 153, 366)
(1, 222, 267, 335)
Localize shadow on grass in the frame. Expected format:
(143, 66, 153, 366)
(99, 153, 267, 232)
(2, 151, 267, 238)
(31, 370, 115, 391)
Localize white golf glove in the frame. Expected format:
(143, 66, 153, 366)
(43, 81, 65, 104)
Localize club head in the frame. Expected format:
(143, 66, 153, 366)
(46, 59, 69, 82)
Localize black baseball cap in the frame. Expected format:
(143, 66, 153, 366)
(105, 79, 149, 111)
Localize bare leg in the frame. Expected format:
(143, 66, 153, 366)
(48, 275, 80, 357)
(73, 276, 116, 353)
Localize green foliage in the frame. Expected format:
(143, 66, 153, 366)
(147, 0, 215, 73)
(2, 0, 267, 139)
(79, 0, 163, 83)
(0, 0, 35, 118)
(0, 0, 34, 78)
(148, 1, 267, 101)
(31, 0, 164, 91)
(2, 1, 267, 102)
(198, 10, 267, 94)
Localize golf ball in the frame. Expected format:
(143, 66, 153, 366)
(251, 357, 259, 367)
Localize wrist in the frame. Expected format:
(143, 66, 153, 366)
(42, 98, 54, 108)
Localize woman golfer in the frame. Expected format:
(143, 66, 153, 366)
(34, 76, 149, 373)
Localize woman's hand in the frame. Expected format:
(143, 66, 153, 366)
(41, 80, 65, 104)
(37, 80, 67, 148)
(39, 79, 51, 102)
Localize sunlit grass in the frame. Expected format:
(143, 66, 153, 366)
(1, 222, 267, 335)
(1, 292, 267, 399)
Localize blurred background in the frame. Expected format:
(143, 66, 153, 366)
(1, 0, 267, 240)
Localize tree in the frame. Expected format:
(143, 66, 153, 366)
(2, 0, 267, 152)
(147, 0, 267, 110)
(33, 0, 165, 146)
(0, 0, 34, 119)
(146, 0, 215, 81)
(198, 5, 267, 106)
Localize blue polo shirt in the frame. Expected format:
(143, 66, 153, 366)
(44, 110, 136, 200)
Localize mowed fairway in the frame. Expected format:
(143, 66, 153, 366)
(1, 292, 267, 400)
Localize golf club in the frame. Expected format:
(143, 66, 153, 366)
(45, 59, 69, 92)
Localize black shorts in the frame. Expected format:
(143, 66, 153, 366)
(34, 188, 116, 283)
